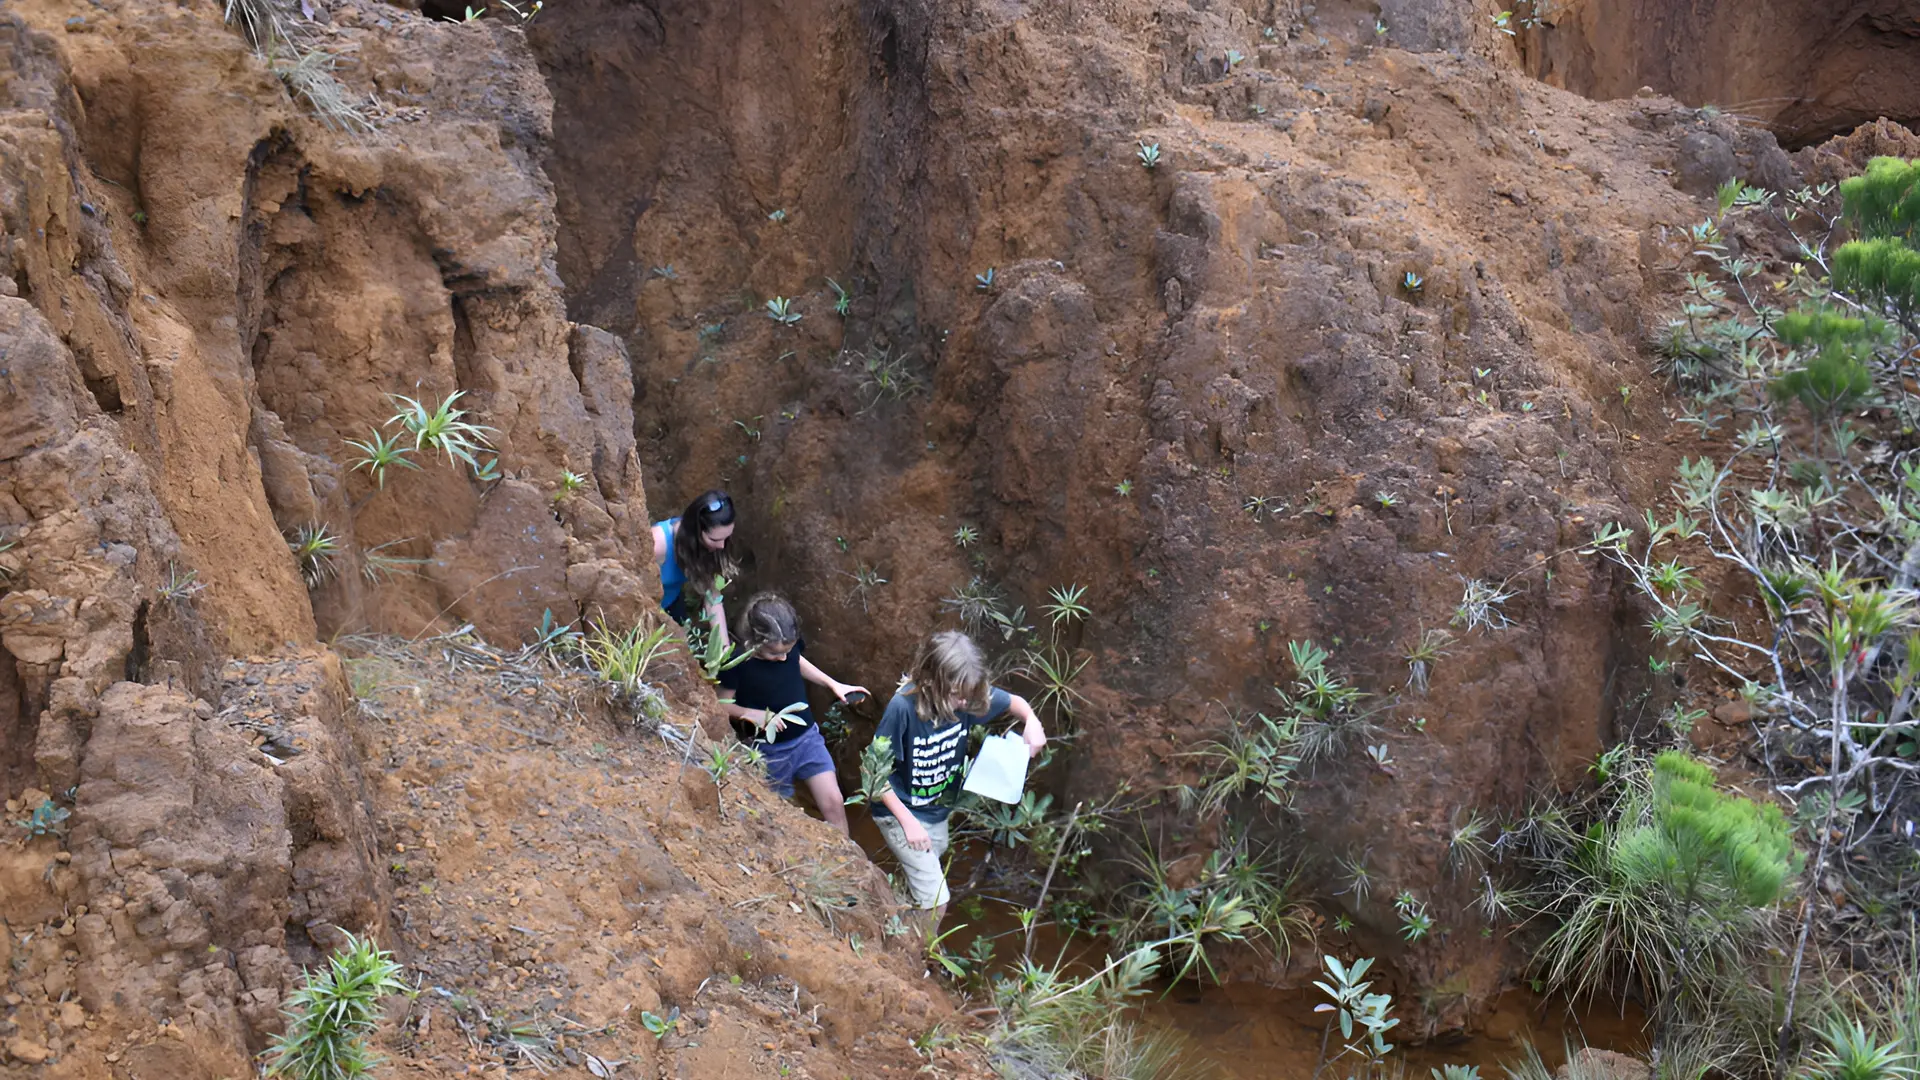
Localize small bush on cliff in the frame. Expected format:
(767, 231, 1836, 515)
(1019, 584, 1092, 720)
(289, 524, 341, 587)
(265, 932, 408, 1080)
(275, 49, 373, 134)
(577, 619, 673, 723)
(345, 430, 418, 489)
(988, 944, 1185, 1080)
(1522, 750, 1796, 1070)
(14, 798, 69, 838)
(848, 345, 925, 411)
(221, 0, 372, 133)
(1104, 826, 1311, 984)
(1188, 639, 1382, 814)
(386, 391, 497, 476)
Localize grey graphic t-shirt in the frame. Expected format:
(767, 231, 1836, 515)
(870, 687, 1012, 824)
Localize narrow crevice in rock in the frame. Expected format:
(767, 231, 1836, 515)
(0, 638, 33, 794)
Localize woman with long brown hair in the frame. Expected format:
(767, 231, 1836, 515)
(650, 489, 741, 645)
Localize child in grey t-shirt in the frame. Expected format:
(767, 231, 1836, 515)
(870, 631, 1046, 927)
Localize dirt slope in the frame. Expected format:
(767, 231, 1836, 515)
(3, 642, 973, 1077)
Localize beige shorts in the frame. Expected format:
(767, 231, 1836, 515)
(874, 813, 952, 909)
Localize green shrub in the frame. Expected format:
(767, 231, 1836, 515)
(385, 391, 496, 477)
(841, 735, 894, 809)
(288, 524, 341, 587)
(988, 946, 1185, 1080)
(14, 799, 68, 837)
(1552, 162, 1920, 1066)
(1805, 1015, 1912, 1080)
(1839, 156, 1920, 244)
(264, 933, 407, 1079)
(1528, 751, 1795, 1012)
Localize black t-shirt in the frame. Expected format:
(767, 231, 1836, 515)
(717, 638, 812, 745)
(871, 686, 1012, 823)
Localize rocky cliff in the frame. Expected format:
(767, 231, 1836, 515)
(525, 0, 1818, 1028)
(0, 0, 1904, 1072)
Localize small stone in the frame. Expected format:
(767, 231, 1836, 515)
(105, 1051, 121, 1063)
(5, 1037, 51, 1064)
(58, 1001, 84, 1029)
(54, 852, 71, 864)
(1559, 1048, 1651, 1080)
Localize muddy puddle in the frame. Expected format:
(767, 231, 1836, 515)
(839, 806, 1648, 1077)
(1146, 984, 1647, 1078)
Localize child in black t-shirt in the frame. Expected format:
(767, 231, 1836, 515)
(717, 593, 868, 836)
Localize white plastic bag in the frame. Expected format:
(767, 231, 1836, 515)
(962, 732, 1029, 804)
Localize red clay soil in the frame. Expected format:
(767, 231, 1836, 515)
(0, 0, 1915, 1070)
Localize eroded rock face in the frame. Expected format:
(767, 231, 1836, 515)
(67, 657, 384, 1050)
(0, 653, 387, 1075)
(1521, 0, 1920, 147)
(1, 0, 659, 655)
(525, 0, 1783, 1025)
(0, 0, 1905, 1061)
(0, 2, 665, 1071)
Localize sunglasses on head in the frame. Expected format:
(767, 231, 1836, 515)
(706, 498, 726, 512)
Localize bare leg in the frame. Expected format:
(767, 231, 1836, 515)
(802, 771, 848, 836)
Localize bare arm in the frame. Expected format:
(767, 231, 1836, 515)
(718, 688, 789, 736)
(1006, 692, 1047, 758)
(716, 689, 760, 725)
(705, 593, 730, 648)
(651, 523, 668, 563)
(798, 655, 869, 702)
(879, 789, 932, 850)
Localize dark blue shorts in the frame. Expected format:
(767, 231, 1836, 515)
(759, 725, 837, 798)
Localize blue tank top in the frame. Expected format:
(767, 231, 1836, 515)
(657, 517, 686, 610)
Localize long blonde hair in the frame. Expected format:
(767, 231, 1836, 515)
(908, 631, 991, 725)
